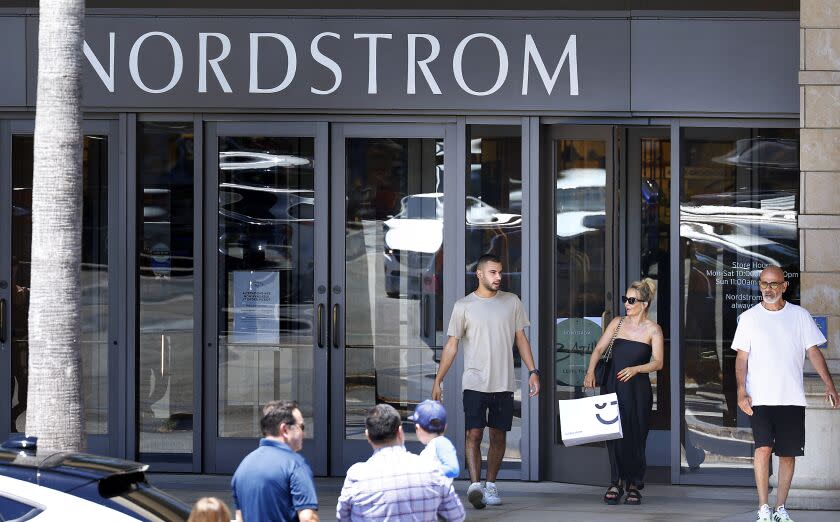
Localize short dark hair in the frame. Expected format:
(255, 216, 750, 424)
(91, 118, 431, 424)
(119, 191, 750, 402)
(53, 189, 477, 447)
(365, 404, 401, 444)
(260, 400, 299, 437)
(476, 254, 502, 271)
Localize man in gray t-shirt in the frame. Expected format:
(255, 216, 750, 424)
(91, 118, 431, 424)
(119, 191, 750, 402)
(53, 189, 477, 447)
(432, 254, 540, 510)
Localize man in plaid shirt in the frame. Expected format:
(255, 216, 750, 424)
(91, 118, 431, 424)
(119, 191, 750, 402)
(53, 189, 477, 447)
(336, 404, 465, 522)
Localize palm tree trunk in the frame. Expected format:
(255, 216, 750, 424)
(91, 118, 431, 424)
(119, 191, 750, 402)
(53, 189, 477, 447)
(27, 0, 86, 452)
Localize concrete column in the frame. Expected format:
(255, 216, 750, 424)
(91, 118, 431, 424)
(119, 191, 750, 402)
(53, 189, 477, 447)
(771, 378, 840, 509)
(775, 0, 840, 509)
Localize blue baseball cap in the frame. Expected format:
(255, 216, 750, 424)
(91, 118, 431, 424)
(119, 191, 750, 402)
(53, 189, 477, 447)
(408, 400, 447, 433)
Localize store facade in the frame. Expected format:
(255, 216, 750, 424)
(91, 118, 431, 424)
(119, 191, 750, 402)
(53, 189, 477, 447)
(0, 6, 804, 485)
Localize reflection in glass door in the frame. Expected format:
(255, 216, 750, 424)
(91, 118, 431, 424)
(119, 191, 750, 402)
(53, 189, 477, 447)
(626, 128, 671, 433)
(205, 122, 328, 475)
(136, 122, 196, 466)
(679, 127, 800, 482)
(5, 123, 117, 455)
(546, 126, 616, 484)
(330, 124, 454, 473)
(3, 124, 117, 454)
(466, 125, 524, 470)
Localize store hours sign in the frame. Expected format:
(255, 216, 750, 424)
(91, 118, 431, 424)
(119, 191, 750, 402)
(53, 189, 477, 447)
(707, 261, 800, 312)
(25, 15, 631, 111)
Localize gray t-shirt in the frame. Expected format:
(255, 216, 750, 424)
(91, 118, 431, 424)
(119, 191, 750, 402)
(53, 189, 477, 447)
(447, 291, 530, 393)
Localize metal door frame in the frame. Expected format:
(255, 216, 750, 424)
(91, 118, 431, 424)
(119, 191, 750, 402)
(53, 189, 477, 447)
(0, 119, 9, 440)
(128, 116, 204, 472)
(669, 118, 799, 487)
(462, 117, 539, 481)
(542, 124, 618, 484)
(623, 126, 672, 477)
(0, 118, 123, 456)
(203, 121, 329, 475)
(329, 122, 458, 475)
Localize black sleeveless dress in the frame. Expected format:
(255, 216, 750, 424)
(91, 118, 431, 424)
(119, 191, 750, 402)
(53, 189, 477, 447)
(603, 338, 652, 488)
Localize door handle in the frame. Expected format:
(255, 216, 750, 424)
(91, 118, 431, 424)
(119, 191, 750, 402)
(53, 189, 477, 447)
(316, 303, 324, 348)
(0, 298, 6, 344)
(332, 304, 340, 348)
(422, 295, 430, 338)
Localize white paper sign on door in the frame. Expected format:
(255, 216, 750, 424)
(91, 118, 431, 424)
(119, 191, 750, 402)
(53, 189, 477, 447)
(232, 271, 280, 345)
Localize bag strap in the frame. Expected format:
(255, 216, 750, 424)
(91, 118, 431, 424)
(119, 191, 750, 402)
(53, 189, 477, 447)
(602, 317, 624, 362)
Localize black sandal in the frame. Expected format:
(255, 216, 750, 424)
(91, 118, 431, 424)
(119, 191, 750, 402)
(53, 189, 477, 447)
(624, 487, 642, 505)
(603, 485, 623, 505)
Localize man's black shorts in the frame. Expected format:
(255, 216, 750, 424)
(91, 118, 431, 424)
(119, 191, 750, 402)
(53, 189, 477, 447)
(463, 390, 514, 431)
(750, 405, 805, 457)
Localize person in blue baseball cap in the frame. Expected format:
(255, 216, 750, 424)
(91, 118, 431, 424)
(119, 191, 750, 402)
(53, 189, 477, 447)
(410, 400, 459, 481)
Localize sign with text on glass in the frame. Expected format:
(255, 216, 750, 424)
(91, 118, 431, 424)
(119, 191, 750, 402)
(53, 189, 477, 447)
(556, 317, 602, 387)
(232, 270, 280, 345)
(709, 260, 800, 312)
(813, 315, 828, 350)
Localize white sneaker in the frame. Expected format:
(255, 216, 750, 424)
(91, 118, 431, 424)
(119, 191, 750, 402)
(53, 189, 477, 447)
(772, 505, 794, 522)
(483, 482, 502, 506)
(756, 504, 772, 522)
(466, 482, 485, 509)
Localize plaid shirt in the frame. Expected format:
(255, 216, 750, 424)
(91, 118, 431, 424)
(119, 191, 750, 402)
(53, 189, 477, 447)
(336, 445, 465, 522)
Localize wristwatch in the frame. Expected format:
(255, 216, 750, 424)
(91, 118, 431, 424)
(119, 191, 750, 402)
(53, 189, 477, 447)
(528, 368, 541, 377)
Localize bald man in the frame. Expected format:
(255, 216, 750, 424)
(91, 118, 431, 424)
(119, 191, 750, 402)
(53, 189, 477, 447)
(732, 265, 838, 522)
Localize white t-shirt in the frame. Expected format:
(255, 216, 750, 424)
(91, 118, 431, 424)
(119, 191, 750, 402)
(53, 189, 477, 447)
(447, 290, 530, 393)
(731, 302, 826, 406)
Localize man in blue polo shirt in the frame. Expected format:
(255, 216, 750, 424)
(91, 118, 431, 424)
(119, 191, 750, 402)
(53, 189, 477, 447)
(232, 400, 319, 522)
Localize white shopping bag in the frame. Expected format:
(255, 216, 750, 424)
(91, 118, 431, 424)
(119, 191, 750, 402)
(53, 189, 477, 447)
(558, 393, 623, 446)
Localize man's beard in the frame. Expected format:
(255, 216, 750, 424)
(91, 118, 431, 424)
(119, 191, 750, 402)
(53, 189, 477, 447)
(763, 293, 781, 305)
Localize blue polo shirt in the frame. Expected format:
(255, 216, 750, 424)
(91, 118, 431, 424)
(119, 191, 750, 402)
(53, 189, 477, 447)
(231, 438, 318, 522)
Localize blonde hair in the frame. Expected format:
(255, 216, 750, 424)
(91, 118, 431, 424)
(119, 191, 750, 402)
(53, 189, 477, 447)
(188, 497, 232, 522)
(628, 277, 657, 314)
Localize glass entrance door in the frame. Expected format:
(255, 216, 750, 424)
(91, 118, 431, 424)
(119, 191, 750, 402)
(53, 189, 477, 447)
(545, 126, 618, 483)
(204, 122, 329, 474)
(136, 121, 198, 470)
(1, 120, 120, 455)
(330, 124, 456, 473)
(625, 127, 672, 445)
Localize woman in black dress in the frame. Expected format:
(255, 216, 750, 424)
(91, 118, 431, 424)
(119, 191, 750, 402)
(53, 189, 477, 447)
(583, 278, 664, 505)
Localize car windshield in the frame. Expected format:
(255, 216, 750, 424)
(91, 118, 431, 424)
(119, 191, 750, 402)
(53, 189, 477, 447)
(108, 483, 190, 522)
(555, 168, 606, 212)
(219, 185, 314, 223)
(0, 494, 42, 520)
(556, 186, 606, 212)
(398, 195, 442, 219)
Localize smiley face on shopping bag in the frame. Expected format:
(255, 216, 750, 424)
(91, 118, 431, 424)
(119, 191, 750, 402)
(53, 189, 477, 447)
(558, 393, 622, 446)
(594, 400, 619, 425)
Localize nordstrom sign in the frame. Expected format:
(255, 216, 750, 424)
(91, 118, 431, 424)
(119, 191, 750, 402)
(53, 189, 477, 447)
(30, 16, 631, 111)
(84, 31, 580, 97)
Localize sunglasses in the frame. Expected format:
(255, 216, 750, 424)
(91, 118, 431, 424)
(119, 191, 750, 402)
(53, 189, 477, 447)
(286, 422, 305, 433)
(621, 296, 645, 305)
(758, 281, 785, 290)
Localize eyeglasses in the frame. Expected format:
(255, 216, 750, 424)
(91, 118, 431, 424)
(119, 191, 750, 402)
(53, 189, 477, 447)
(758, 281, 785, 290)
(621, 296, 645, 305)
(287, 422, 305, 433)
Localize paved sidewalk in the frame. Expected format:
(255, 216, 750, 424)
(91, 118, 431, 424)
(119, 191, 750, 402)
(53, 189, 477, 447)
(150, 474, 838, 521)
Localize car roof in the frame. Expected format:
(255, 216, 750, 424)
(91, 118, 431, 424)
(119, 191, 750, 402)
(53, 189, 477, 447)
(0, 447, 148, 481)
(0, 475, 139, 521)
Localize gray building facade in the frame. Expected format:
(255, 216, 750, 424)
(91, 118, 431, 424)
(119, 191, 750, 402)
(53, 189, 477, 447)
(2, 2, 822, 490)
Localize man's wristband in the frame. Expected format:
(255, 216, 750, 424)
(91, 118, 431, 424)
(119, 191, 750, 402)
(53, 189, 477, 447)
(528, 368, 540, 377)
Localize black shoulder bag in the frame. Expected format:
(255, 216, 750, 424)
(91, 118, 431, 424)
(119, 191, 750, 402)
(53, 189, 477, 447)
(594, 317, 623, 387)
